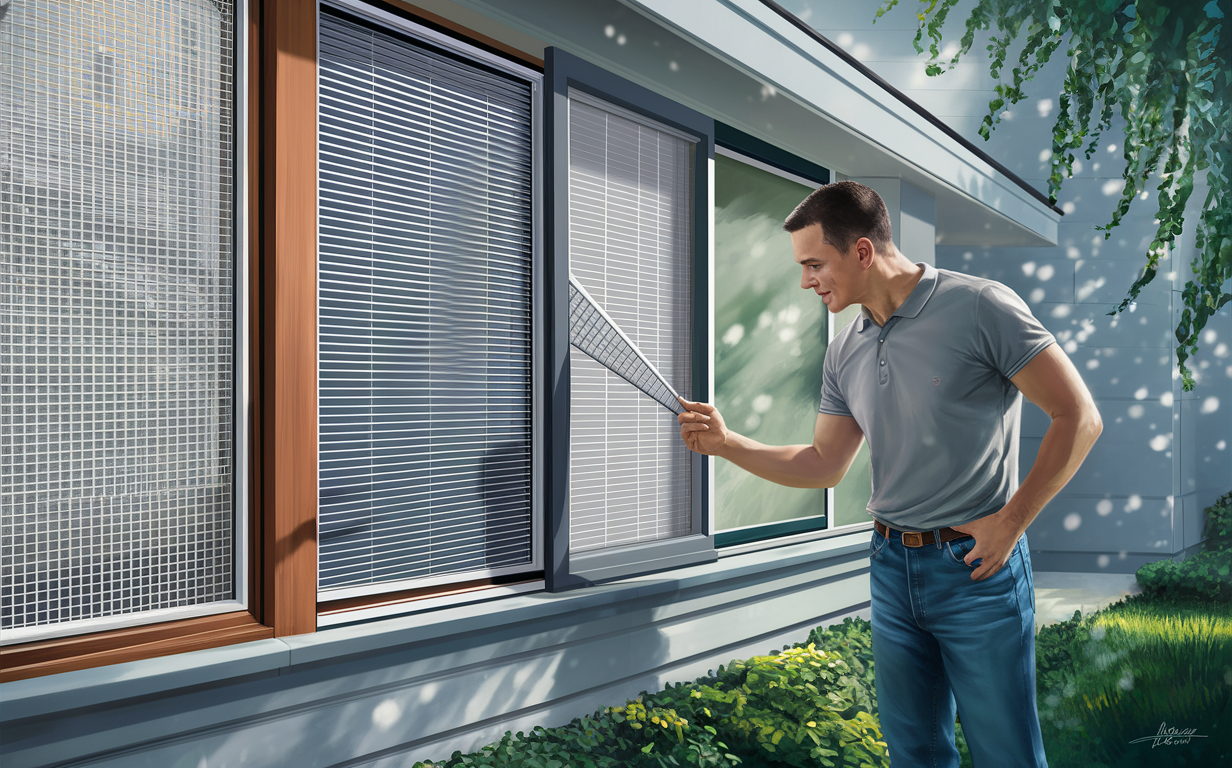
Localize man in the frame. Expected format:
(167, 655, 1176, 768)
(677, 181, 1101, 768)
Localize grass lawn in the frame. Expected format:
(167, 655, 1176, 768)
(1023, 591, 1232, 768)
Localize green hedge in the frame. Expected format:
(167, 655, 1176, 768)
(1136, 492, 1232, 602)
(413, 620, 890, 768)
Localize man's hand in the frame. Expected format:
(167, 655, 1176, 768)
(676, 401, 864, 490)
(950, 511, 1023, 581)
(677, 397, 729, 456)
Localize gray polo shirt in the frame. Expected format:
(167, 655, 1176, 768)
(819, 262, 1055, 531)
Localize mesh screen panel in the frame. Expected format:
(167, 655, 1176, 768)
(0, 1, 236, 636)
(317, 10, 535, 595)
(567, 93, 693, 554)
(568, 275, 684, 416)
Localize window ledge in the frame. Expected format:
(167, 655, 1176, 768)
(0, 530, 871, 724)
(0, 637, 290, 722)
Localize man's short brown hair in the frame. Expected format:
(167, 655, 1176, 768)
(783, 180, 893, 255)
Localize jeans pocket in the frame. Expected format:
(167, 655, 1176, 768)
(870, 529, 888, 558)
(1020, 536, 1035, 604)
(945, 536, 979, 567)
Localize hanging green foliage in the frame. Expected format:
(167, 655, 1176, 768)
(877, 0, 1230, 390)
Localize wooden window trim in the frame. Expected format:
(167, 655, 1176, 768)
(380, 0, 544, 70)
(256, 0, 319, 638)
(1, 613, 274, 684)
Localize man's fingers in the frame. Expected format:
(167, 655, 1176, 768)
(676, 411, 711, 423)
(972, 564, 995, 581)
(678, 396, 716, 414)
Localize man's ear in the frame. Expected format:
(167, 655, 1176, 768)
(855, 237, 875, 269)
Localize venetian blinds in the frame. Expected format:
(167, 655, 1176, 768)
(317, 10, 535, 597)
(567, 90, 695, 554)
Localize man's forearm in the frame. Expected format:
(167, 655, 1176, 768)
(1001, 410, 1102, 533)
(717, 432, 845, 489)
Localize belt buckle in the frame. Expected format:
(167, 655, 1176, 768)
(901, 531, 925, 548)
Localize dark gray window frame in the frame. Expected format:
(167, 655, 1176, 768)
(544, 47, 715, 591)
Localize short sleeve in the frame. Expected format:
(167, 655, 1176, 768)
(976, 282, 1056, 379)
(817, 345, 852, 416)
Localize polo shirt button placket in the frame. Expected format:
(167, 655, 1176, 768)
(877, 320, 897, 385)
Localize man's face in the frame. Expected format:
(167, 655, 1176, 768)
(791, 223, 862, 314)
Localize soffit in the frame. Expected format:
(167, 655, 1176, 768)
(381, 0, 1059, 246)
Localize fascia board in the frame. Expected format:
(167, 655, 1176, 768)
(619, 0, 1059, 243)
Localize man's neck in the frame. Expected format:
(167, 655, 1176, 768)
(861, 251, 925, 327)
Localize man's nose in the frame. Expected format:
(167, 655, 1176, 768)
(800, 267, 812, 290)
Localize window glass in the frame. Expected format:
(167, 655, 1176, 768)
(713, 153, 825, 532)
(0, 0, 238, 643)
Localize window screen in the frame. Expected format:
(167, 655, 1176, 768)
(1, 1, 238, 643)
(317, 9, 536, 598)
(566, 90, 695, 554)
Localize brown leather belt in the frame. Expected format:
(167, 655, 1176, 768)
(874, 519, 972, 548)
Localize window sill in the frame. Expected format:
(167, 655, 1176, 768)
(0, 529, 872, 723)
(718, 521, 875, 557)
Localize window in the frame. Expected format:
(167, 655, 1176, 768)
(712, 148, 825, 542)
(0, 0, 242, 645)
(545, 49, 714, 589)
(711, 127, 869, 546)
(316, 4, 542, 605)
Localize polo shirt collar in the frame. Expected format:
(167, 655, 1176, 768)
(857, 262, 938, 332)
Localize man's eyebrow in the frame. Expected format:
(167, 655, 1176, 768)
(797, 257, 823, 265)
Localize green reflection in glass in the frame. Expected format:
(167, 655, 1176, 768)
(714, 154, 873, 533)
(714, 154, 825, 531)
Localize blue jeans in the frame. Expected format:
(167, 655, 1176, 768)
(869, 525, 1048, 768)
